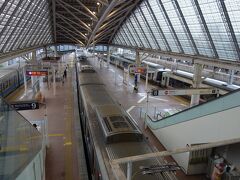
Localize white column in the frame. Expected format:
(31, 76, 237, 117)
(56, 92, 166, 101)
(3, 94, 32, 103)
(127, 162, 132, 180)
(23, 66, 27, 95)
(31, 50, 37, 88)
(54, 45, 58, 57)
(107, 46, 110, 68)
(145, 64, 149, 91)
(228, 69, 235, 85)
(44, 47, 48, 58)
(135, 50, 141, 66)
(53, 66, 56, 96)
(32, 50, 37, 62)
(190, 63, 203, 107)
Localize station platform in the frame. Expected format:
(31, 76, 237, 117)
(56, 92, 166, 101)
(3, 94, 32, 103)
(88, 56, 206, 180)
(5, 53, 88, 180)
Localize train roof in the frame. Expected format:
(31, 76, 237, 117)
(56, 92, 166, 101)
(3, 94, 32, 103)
(0, 69, 16, 79)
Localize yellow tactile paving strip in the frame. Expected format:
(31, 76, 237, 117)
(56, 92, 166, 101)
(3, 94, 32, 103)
(63, 74, 74, 180)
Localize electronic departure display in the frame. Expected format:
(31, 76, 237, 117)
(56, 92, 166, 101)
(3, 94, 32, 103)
(26, 71, 48, 76)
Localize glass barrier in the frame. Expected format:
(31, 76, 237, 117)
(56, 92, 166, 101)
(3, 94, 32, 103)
(0, 97, 42, 179)
(146, 89, 240, 130)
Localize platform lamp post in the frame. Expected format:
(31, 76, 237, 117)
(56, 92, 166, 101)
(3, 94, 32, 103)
(42, 103, 49, 148)
(52, 66, 56, 96)
(23, 65, 27, 95)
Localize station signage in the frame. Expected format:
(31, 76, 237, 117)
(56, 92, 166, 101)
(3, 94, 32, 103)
(11, 101, 39, 111)
(135, 67, 146, 74)
(26, 70, 48, 76)
(151, 88, 219, 96)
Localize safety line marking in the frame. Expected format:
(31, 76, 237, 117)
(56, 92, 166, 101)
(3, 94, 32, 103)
(138, 96, 146, 103)
(48, 134, 64, 137)
(127, 106, 136, 113)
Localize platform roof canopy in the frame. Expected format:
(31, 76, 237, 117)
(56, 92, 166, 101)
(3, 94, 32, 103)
(0, 0, 240, 62)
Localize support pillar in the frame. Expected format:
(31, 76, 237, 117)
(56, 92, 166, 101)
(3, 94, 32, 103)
(107, 46, 110, 68)
(31, 50, 37, 88)
(32, 50, 37, 62)
(53, 66, 56, 96)
(228, 69, 235, 85)
(127, 162, 132, 180)
(145, 64, 149, 91)
(54, 45, 58, 57)
(44, 46, 48, 58)
(23, 66, 27, 95)
(190, 63, 203, 107)
(135, 50, 141, 66)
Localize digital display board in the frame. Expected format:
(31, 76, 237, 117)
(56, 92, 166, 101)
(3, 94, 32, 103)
(26, 71, 48, 76)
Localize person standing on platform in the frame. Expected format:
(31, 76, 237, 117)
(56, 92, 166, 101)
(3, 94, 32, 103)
(64, 68, 67, 79)
(62, 74, 64, 86)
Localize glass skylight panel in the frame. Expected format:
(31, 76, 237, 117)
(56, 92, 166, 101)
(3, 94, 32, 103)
(122, 25, 137, 47)
(136, 8, 158, 49)
(141, 2, 167, 50)
(0, 0, 52, 52)
(149, 0, 179, 52)
(177, 0, 214, 57)
(119, 29, 130, 46)
(121, 28, 135, 47)
(124, 22, 142, 47)
(161, 0, 194, 54)
(225, 0, 240, 49)
(130, 15, 150, 48)
(199, 0, 238, 60)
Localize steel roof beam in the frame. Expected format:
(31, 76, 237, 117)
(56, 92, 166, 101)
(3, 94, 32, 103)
(75, 0, 98, 21)
(56, 1, 92, 32)
(56, 13, 87, 39)
(58, 32, 78, 44)
(57, 24, 84, 45)
(57, 0, 97, 22)
(55, 12, 90, 32)
(171, 0, 199, 55)
(99, 3, 136, 31)
(87, 0, 119, 46)
(91, 34, 112, 45)
(106, 1, 135, 20)
(98, 0, 109, 6)
(0, 44, 52, 64)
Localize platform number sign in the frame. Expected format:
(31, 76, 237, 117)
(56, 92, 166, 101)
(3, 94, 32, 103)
(11, 101, 39, 111)
(151, 89, 159, 96)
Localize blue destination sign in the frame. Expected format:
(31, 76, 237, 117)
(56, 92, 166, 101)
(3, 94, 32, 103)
(11, 101, 39, 111)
